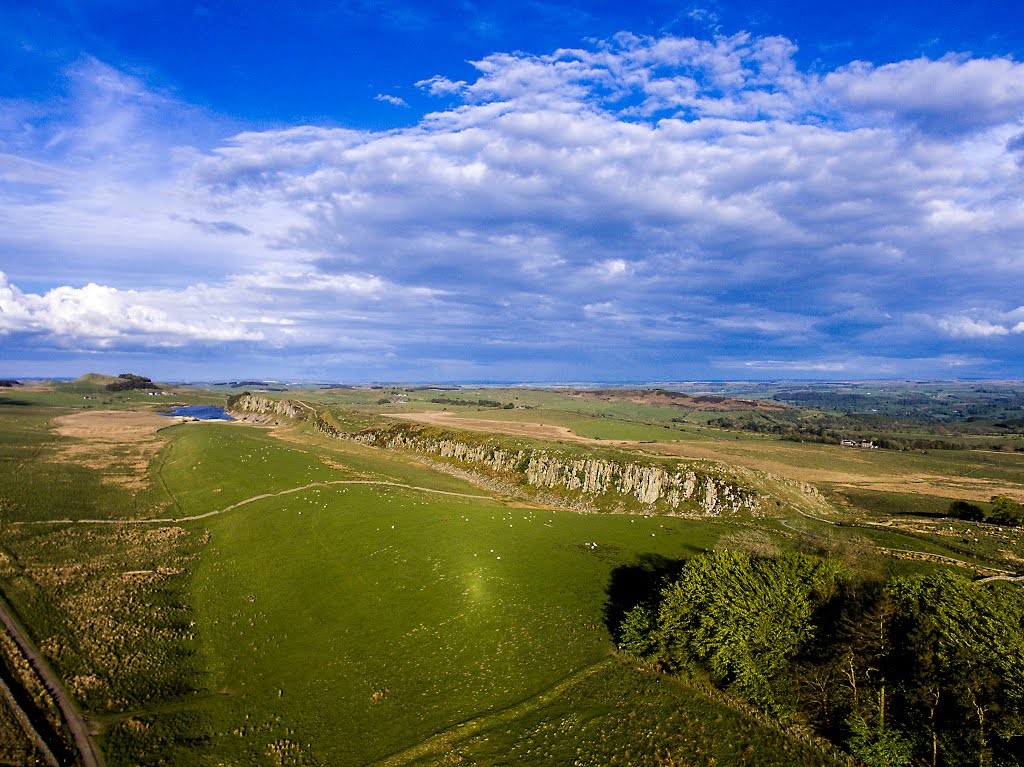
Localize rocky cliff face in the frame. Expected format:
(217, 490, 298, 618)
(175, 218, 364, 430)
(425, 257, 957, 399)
(227, 394, 824, 517)
(351, 426, 759, 516)
(228, 394, 308, 424)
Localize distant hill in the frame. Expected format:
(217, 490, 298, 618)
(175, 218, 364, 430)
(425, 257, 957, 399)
(74, 373, 120, 386)
(56, 372, 122, 394)
(58, 372, 159, 394)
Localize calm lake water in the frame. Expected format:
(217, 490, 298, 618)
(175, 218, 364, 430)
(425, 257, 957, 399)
(160, 406, 235, 421)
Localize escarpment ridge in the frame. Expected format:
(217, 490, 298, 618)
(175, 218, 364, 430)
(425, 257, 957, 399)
(228, 393, 829, 517)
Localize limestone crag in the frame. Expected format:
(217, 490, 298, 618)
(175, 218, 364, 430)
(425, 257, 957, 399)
(353, 427, 759, 516)
(227, 394, 778, 517)
(228, 394, 308, 424)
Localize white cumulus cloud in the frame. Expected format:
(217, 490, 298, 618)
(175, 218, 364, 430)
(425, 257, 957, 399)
(2, 32, 1024, 376)
(375, 93, 408, 107)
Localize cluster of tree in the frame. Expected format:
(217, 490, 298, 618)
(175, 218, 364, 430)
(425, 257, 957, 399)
(616, 551, 1024, 766)
(428, 397, 516, 409)
(707, 414, 873, 446)
(0, 380, 18, 387)
(105, 373, 158, 392)
(872, 436, 971, 451)
(951, 496, 1024, 527)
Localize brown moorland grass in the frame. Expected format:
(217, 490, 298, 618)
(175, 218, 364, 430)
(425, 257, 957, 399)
(50, 410, 186, 491)
(50, 409, 174, 441)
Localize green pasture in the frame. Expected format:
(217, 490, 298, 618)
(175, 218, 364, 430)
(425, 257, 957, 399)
(659, 432, 1024, 486)
(823, 486, 958, 518)
(149, 423, 750, 765)
(415, 405, 693, 442)
(315, 386, 727, 439)
(188, 489, 724, 764)
(0, 382, 219, 411)
(2, 392, 1018, 767)
(397, 657, 843, 767)
(154, 422, 507, 519)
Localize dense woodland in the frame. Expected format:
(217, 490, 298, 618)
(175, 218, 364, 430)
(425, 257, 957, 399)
(616, 551, 1024, 767)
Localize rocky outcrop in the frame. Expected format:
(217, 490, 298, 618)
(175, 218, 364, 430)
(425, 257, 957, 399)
(228, 394, 308, 424)
(227, 394, 823, 518)
(353, 426, 760, 516)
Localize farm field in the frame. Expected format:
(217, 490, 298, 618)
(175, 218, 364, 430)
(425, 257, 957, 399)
(0, 377, 1021, 765)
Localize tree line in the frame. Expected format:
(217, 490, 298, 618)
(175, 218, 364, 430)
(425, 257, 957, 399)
(615, 551, 1024, 766)
(951, 496, 1024, 527)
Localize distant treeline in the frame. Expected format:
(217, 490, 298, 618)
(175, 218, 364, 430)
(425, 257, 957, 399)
(105, 374, 158, 392)
(0, 380, 18, 387)
(773, 388, 1024, 424)
(705, 411, 1024, 451)
(616, 551, 1024, 767)
(428, 397, 516, 409)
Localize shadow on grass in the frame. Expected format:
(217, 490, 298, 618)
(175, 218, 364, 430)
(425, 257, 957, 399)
(0, 397, 31, 407)
(603, 553, 687, 643)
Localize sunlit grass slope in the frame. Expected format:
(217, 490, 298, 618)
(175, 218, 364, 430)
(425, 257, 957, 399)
(159, 423, 745, 765)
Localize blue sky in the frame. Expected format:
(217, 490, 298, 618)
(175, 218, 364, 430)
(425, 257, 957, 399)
(2, 1, 1024, 381)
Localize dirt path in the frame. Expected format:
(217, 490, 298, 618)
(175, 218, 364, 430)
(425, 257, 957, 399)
(0, 597, 103, 767)
(14, 479, 496, 527)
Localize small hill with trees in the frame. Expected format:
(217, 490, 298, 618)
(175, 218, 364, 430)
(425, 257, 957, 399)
(104, 373, 158, 392)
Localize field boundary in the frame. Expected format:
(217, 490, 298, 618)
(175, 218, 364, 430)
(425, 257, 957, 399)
(0, 670, 58, 766)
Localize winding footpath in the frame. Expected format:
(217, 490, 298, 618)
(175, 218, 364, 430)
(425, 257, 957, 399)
(17, 477, 1020, 579)
(12, 479, 494, 527)
(0, 478, 495, 765)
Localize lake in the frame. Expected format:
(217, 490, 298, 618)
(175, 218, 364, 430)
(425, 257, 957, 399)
(160, 406, 235, 421)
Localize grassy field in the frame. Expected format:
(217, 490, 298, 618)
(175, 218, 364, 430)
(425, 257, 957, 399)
(395, 656, 845, 767)
(1, 380, 1021, 765)
(163, 422, 736, 764)
(0, 402, 837, 765)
